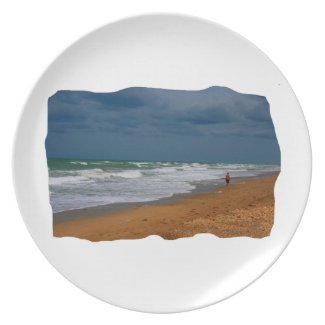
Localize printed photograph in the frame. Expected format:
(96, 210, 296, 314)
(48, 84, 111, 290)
(46, 86, 280, 241)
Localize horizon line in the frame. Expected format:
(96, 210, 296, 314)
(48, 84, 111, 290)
(47, 157, 280, 165)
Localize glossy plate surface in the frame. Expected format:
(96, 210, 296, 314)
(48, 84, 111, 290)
(13, 14, 311, 313)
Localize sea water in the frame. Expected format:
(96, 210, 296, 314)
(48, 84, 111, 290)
(48, 159, 280, 213)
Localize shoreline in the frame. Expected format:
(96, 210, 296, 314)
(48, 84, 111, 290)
(53, 173, 279, 241)
(53, 172, 277, 223)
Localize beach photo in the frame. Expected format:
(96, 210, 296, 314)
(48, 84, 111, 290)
(46, 86, 280, 241)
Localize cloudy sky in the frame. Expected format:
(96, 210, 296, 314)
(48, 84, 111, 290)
(46, 86, 280, 164)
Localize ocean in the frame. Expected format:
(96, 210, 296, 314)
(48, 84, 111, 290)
(48, 159, 280, 213)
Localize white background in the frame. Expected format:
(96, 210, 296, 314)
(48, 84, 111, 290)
(0, 0, 323, 323)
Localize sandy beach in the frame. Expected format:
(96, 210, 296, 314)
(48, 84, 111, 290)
(53, 174, 278, 241)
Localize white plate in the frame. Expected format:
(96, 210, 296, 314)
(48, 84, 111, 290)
(13, 14, 311, 313)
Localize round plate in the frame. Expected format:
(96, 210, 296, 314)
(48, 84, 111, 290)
(13, 14, 311, 313)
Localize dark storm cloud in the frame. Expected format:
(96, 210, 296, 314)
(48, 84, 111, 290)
(46, 86, 280, 164)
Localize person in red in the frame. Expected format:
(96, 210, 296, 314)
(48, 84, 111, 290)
(225, 172, 230, 186)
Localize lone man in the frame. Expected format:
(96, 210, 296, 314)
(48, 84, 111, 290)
(225, 172, 230, 186)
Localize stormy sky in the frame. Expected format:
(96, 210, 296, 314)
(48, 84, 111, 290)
(46, 86, 280, 164)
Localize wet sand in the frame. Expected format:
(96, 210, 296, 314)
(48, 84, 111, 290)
(53, 174, 278, 241)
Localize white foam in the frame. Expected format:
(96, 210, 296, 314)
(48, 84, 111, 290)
(70, 161, 88, 165)
(49, 161, 279, 212)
